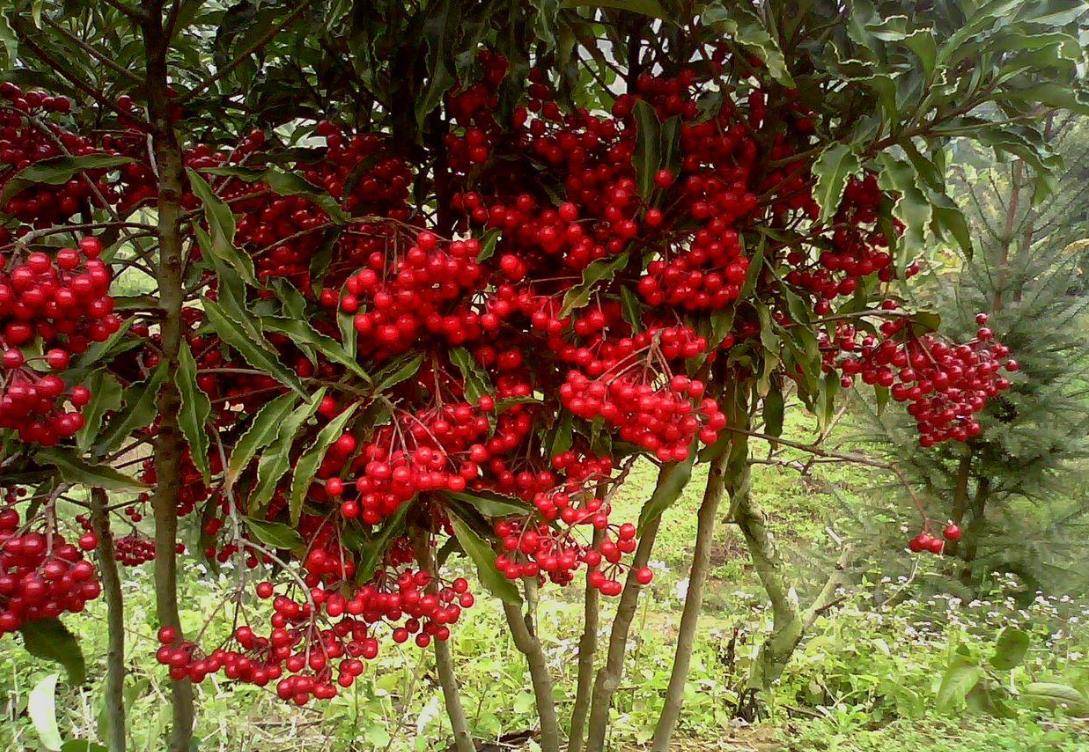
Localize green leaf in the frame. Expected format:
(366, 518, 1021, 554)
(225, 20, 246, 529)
(619, 286, 642, 332)
(20, 619, 86, 685)
(75, 371, 122, 452)
(477, 229, 501, 261)
(449, 348, 490, 403)
(559, 252, 629, 318)
(936, 655, 983, 712)
(35, 448, 146, 491)
(260, 316, 371, 384)
(202, 298, 307, 396)
(0, 155, 133, 205)
(700, 5, 794, 87)
(250, 389, 326, 512)
(202, 165, 347, 223)
(61, 742, 108, 752)
(187, 169, 259, 289)
(375, 353, 424, 391)
(70, 318, 136, 373)
(0, 13, 17, 70)
(448, 510, 522, 604)
(876, 153, 932, 271)
(356, 503, 410, 583)
(632, 99, 661, 199)
(561, 0, 666, 19)
(990, 627, 1030, 670)
(812, 143, 861, 223)
(637, 454, 696, 534)
(289, 401, 361, 525)
(446, 490, 532, 518)
(225, 392, 299, 489)
(61, 742, 109, 752)
(1022, 682, 1089, 714)
(95, 365, 166, 454)
(243, 518, 304, 552)
(176, 341, 212, 482)
(28, 674, 63, 751)
(551, 411, 574, 456)
(763, 386, 784, 439)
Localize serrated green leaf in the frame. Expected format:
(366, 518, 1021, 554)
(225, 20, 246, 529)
(188, 168, 259, 289)
(812, 143, 861, 223)
(176, 341, 212, 482)
(261, 316, 371, 384)
(448, 510, 522, 604)
(877, 153, 932, 271)
(250, 389, 326, 512)
(35, 448, 146, 491)
(243, 518, 304, 552)
(21, 619, 86, 685)
(202, 298, 307, 396)
(226, 392, 299, 489)
(202, 165, 347, 223)
(445, 490, 532, 518)
(75, 371, 122, 451)
(637, 454, 695, 534)
(701, 5, 794, 86)
(375, 353, 424, 391)
(1, 155, 133, 205)
(95, 365, 166, 454)
(289, 401, 361, 525)
(559, 252, 629, 318)
(449, 348, 490, 403)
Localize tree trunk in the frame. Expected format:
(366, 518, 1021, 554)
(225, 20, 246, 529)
(583, 463, 675, 752)
(90, 489, 126, 752)
(958, 477, 991, 585)
(502, 582, 560, 752)
(140, 6, 194, 750)
(566, 526, 603, 752)
(648, 450, 729, 751)
(412, 529, 475, 752)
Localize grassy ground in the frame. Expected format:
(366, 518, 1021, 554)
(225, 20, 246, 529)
(2, 414, 1087, 751)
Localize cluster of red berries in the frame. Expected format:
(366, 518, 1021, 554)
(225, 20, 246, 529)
(0, 507, 101, 634)
(156, 567, 473, 704)
(0, 236, 117, 444)
(561, 370, 723, 461)
(340, 231, 484, 357)
(908, 522, 962, 555)
(829, 313, 1016, 445)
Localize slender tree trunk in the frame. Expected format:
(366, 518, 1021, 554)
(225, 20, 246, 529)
(90, 489, 126, 752)
(945, 450, 974, 559)
(567, 527, 603, 752)
(725, 399, 805, 691)
(412, 529, 475, 752)
(139, 6, 195, 750)
(959, 478, 990, 585)
(584, 463, 677, 752)
(649, 451, 730, 750)
(502, 582, 560, 752)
